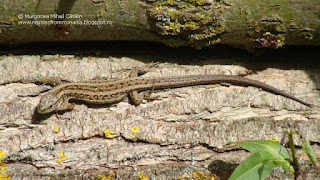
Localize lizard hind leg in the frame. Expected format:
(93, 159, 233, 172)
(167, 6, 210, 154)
(129, 90, 160, 106)
(129, 91, 142, 105)
(144, 91, 160, 101)
(144, 84, 160, 101)
(129, 82, 160, 105)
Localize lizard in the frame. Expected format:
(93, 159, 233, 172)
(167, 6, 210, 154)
(36, 69, 313, 114)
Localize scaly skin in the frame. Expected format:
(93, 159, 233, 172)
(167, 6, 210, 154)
(37, 75, 313, 114)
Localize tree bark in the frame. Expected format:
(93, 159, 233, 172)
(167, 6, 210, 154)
(0, 47, 320, 179)
(0, 0, 319, 48)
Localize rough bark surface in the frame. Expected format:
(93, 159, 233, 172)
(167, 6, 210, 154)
(0, 0, 319, 48)
(0, 46, 320, 179)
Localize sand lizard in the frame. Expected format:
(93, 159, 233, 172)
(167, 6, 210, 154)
(36, 73, 313, 114)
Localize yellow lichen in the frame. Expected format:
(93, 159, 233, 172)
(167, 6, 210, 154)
(168, 9, 177, 19)
(0, 151, 5, 159)
(99, 9, 106, 15)
(210, 23, 224, 34)
(0, 161, 7, 173)
(9, 16, 18, 23)
(131, 127, 140, 139)
(275, 25, 282, 32)
(104, 129, 116, 139)
(0, 174, 10, 180)
(54, 125, 59, 133)
(149, 12, 154, 18)
(195, 12, 204, 18)
(169, 22, 182, 30)
(96, 174, 112, 180)
(155, 5, 163, 11)
(196, 0, 204, 5)
(0, 166, 6, 173)
(57, 150, 67, 163)
(138, 171, 149, 180)
(89, 121, 93, 125)
(185, 22, 197, 30)
(178, 171, 216, 180)
(147, 0, 224, 48)
(192, 171, 215, 180)
(200, 19, 210, 25)
(167, 0, 175, 5)
(0, 151, 9, 179)
(131, 127, 140, 133)
(209, 38, 221, 45)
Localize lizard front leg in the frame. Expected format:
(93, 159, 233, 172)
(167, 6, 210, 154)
(128, 63, 159, 105)
(50, 96, 75, 113)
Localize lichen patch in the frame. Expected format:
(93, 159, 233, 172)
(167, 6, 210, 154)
(144, 0, 225, 49)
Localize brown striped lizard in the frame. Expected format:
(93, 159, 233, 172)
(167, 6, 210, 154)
(36, 68, 313, 114)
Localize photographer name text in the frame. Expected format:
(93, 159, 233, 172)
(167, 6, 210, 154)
(23, 14, 83, 19)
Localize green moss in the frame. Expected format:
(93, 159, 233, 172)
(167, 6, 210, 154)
(145, 0, 225, 49)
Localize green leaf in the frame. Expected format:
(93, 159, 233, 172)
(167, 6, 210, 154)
(229, 152, 285, 180)
(302, 137, 320, 168)
(237, 140, 293, 172)
(237, 140, 290, 160)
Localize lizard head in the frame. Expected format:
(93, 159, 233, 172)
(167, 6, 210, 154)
(37, 93, 60, 114)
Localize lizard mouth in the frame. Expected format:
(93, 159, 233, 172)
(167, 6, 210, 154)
(36, 105, 46, 114)
(36, 102, 53, 114)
